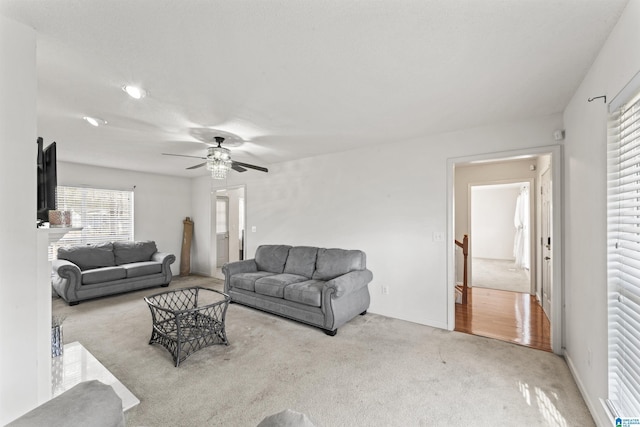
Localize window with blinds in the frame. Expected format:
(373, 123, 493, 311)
(607, 89, 640, 419)
(51, 186, 134, 258)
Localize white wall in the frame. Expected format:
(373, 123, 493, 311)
(0, 16, 39, 425)
(194, 113, 563, 329)
(58, 162, 191, 275)
(562, 1, 640, 425)
(471, 184, 521, 260)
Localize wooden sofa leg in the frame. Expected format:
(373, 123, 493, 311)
(324, 329, 337, 336)
(69, 301, 79, 306)
(360, 310, 367, 315)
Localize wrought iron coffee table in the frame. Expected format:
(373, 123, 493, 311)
(144, 286, 230, 367)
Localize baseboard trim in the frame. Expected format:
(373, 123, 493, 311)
(564, 350, 610, 427)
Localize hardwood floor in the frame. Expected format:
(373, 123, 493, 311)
(455, 287, 551, 352)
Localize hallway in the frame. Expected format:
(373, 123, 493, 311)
(455, 287, 551, 352)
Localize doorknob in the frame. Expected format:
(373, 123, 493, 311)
(544, 256, 551, 261)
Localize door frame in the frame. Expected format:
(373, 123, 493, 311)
(540, 167, 553, 317)
(447, 144, 564, 354)
(210, 184, 247, 276)
(215, 195, 230, 267)
(468, 178, 535, 294)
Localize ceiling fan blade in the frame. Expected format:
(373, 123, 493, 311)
(231, 163, 247, 172)
(186, 162, 207, 170)
(162, 153, 206, 160)
(232, 161, 268, 173)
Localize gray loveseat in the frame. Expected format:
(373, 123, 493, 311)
(223, 245, 373, 335)
(52, 241, 175, 305)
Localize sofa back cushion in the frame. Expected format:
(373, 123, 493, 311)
(284, 246, 318, 279)
(58, 242, 115, 271)
(255, 245, 292, 273)
(312, 248, 366, 281)
(113, 241, 157, 265)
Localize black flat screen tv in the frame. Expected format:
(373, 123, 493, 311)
(37, 137, 57, 224)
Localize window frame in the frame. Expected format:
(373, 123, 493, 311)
(51, 185, 134, 258)
(606, 77, 640, 419)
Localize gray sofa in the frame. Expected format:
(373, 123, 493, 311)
(52, 241, 175, 306)
(223, 245, 373, 335)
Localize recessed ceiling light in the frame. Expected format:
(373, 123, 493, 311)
(83, 116, 107, 127)
(122, 85, 147, 99)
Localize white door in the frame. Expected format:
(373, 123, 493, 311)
(216, 196, 229, 267)
(541, 169, 552, 319)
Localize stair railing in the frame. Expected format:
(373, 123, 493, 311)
(454, 234, 469, 305)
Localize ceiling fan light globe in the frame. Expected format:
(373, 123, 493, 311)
(210, 164, 230, 179)
(211, 169, 227, 180)
(208, 146, 230, 160)
(207, 156, 232, 179)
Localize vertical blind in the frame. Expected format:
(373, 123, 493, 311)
(51, 186, 134, 258)
(607, 91, 640, 418)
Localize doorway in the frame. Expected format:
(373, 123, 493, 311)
(470, 181, 533, 294)
(213, 186, 246, 278)
(448, 147, 562, 354)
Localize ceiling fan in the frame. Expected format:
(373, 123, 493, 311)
(163, 136, 268, 179)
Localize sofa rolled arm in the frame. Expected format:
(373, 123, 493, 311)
(324, 269, 373, 299)
(51, 259, 82, 303)
(152, 252, 176, 284)
(222, 259, 258, 292)
(222, 259, 258, 277)
(152, 251, 176, 269)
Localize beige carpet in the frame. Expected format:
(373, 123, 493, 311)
(52, 275, 591, 426)
(471, 258, 530, 293)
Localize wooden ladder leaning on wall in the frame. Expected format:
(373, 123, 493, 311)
(454, 234, 469, 305)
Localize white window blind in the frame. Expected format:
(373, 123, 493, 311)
(51, 186, 134, 258)
(607, 90, 640, 418)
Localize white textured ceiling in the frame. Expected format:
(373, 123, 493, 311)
(0, 0, 628, 177)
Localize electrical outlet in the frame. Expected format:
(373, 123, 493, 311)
(381, 285, 389, 295)
(251, 226, 257, 232)
(433, 231, 445, 242)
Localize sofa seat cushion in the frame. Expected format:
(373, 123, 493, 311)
(81, 266, 127, 285)
(113, 240, 157, 265)
(283, 246, 318, 279)
(123, 261, 162, 278)
(58, 242, 115, 271)
(255, 274, 308, 298)
(231, 272, 277, 292)
(283, 280, 325, 307)
(312, 248, 366, 281)
(255, 245, 292, 273)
